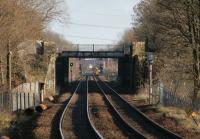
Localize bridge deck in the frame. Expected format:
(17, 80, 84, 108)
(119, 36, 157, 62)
(61, 51, 126, 58)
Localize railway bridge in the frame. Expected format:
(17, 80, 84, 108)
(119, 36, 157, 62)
(54, 44, 139, 93)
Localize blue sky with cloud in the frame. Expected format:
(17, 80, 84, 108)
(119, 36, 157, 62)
(49, 0, 140, 44)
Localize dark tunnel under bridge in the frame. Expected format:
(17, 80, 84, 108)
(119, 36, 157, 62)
(55, 44, 140, 93)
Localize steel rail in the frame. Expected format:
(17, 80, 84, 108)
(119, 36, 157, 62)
(59, 76, 103, 139)
(86, 76, 104, 139)
(93, 76, 147, 139)
(59, 78, 83, 139)
(97, 76, 183, 139)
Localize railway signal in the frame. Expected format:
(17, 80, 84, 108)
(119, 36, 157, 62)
(70, 63, 73, 82)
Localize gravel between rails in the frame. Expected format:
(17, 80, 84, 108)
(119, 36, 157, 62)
(88, 80, 129, 139)
(89, 93, 129, 139)
(61, 78, 99, 139)
(97, 78, 182, 139)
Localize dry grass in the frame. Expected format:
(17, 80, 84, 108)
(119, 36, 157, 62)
(0, 112, 15, 135)
(121, 90, 149, 107)
(157, 106, 200, 131)
(33, 127, 52, 139)
(89, 92, 128, 139)
(0, 92, 71, 139)
(121, 91, 200, 138)
(133, 89, 200, 130)
(122, 90, 200, 131)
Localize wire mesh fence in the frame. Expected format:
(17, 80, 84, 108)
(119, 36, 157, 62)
(150, 82, 200, 112)
(0, 91, 41, 112)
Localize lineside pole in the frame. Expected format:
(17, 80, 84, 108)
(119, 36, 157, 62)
(130, 44, 133, 91)
(147, 52, 154, 104)
(149, 63, 153, 104)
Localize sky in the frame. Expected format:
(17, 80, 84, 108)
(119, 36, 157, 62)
(49, 0, 141, 45)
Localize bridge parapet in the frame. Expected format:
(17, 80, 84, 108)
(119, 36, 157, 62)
(60, 44, 131, 52)
(59, 44, 132, 58)
(70, 44, 125, 52)
(61, 51, 125, 58)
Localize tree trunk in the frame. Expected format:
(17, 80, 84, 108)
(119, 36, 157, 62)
(186, 0, 200, 102)
(0, 56, 5, 85)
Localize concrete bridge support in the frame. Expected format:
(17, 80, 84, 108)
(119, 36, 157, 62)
(118, 56, 133, 89)
(132, 55, 142, 91)
(56, 56, 69, 92)
(118, 44, 135, 91)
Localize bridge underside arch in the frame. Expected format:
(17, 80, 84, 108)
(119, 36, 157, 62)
(56, 57, 136, 92)
(55, 44, 136, 93)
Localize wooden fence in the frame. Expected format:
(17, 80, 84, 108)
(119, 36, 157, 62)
(0, 91, 41, 112)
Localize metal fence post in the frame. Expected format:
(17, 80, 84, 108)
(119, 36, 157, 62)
(158, 82, 160, 103)
(33, 93, 35, 107)
(20, 93, 22, 110)
(16, 93, 18, 111)
(159, 82, 164, 105)
(24, 93, 26, 109)
(10, 93, 13, 112)
(28, 93, 30, 108)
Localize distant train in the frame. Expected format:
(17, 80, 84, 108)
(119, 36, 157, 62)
(92, 67, 100, 75)
(82, 66, 100, 76)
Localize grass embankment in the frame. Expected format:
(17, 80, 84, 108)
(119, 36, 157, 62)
(121, 91, 200, 138)
(127, 91, 200, 130)
(157, 106, 200, 131)
(0, 112, 15, 136)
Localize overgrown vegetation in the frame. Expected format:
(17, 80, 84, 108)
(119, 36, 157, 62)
(0, 112, 15, 136)
(0, 1, 71, 135)
(131, 0, 200, 101)
(0, 0, 71, 88)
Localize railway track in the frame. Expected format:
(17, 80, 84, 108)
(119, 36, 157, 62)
(59, 75, 183, 139)
(94, 76, 183, 139)
(59, 76, 102, 139)
(88, 77, 138, 139)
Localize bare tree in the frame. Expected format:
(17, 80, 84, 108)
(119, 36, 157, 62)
(134, 0, 200, 100)
(118, 29, 137, 45)
(0, 0, 66, 87)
